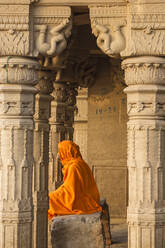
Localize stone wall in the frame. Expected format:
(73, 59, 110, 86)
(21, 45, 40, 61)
(88, 57, 128, 223)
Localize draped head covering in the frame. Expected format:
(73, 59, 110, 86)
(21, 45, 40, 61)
(48, 140, 102, 219)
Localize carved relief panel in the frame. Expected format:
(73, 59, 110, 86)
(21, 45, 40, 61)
(89, 5, 127, 58)
(122, 2, 165, 57)
(0, 4, 72, 57)
(32, 6, 72, 57)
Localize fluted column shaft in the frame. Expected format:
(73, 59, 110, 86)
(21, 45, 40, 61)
(33, 70, 53, 248)
(122, 56, 165, 248)
(0, 56, 39, 248)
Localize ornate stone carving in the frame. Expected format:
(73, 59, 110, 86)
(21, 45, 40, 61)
(52, 81, 67, 104)
(49, 81, 67, 192)
(89, 2, 165, 58)
(33, 69, 53, 248)
(66, 83, 78, 106)
(0, 57, 38, 85)
(0, 5, 72, 57)
(89, 5, 127, 58)
(0, 5, 30, 56)
(34, 20, 72, 57)
(121, 1, 165, 57)
(74, 57, 97, 88)
(65, 84, 78, 140)
(122, 56, 165, 85)
(0, 57, 39, 248)
(35, 70, 53, 95)
(123, 56, 165, 248)
(91, 20, 126, 57)
(32, 6, 72, 57)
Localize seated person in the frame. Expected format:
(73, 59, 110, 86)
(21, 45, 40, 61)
(48, 140, 102, 219)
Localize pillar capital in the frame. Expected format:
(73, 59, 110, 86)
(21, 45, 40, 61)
(122, 56, 165, 86)
(89, 4, 127, 58)
(0, 3, 72, 57)
(33, 5, 72, 57)
(89, 1, 165, 58)
(0, 56, 39, 129)
(122, 56, 165, 123)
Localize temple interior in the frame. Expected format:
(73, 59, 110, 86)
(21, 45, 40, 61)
(0, 1, 165, 248)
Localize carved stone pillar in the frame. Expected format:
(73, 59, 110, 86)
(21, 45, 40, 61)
(89, 2, 165, 247)
(33, 70, 53, 248)
(0, 2, 72, 248)
(73, 56, 97, 161)
(122, 56, 165, 248)
(49, 80, 67, 191)
(73, 87, 88, 162)
(0, 56, 39, 248)
(65, 83, 78, 141)
(48, 80, 67, 248)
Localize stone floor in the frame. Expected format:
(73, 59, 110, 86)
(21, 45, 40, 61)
(110, 224, 128, 248)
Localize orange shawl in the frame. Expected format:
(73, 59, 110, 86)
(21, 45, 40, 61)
(48, 140, 102, 219)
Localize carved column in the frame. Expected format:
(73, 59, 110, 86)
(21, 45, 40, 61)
(48, 80, 67, 248)
(123, 56, 165, 248)
(65, 83, 78, 141)
(73, 87, 88, 162)
(33, 70, 53, 248)
(89, 2, 165, 247)
(0, 2, 72, 248)
(0, 57, 39, 248)
(73, 56, 97, 162)
(49, 80, 67, 191)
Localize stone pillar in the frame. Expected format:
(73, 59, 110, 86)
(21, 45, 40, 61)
(72, 56, 97, 162)
(0, 56, 39, 248)
(65, 83, 78, 141)
(89, 2, 165, 247)
(49, 80, 67, 191)
(73, 88, 88, 162)
(48, 80, 67, 248)
(0, 3, 72, 248)
(33, 70, 53, 248)
(122, 56, 165, 248)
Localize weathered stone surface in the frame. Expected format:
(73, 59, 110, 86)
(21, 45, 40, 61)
(51, 212, 105, 248)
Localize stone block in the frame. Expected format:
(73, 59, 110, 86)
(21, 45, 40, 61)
(51, 212, 107, 248)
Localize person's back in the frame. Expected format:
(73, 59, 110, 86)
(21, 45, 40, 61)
(48, 140, 102, 219)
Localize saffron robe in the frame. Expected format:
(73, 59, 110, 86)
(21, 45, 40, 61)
(48, 140, 102, 219)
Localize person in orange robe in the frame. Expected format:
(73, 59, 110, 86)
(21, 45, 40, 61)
(48, 140, 102, 220)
